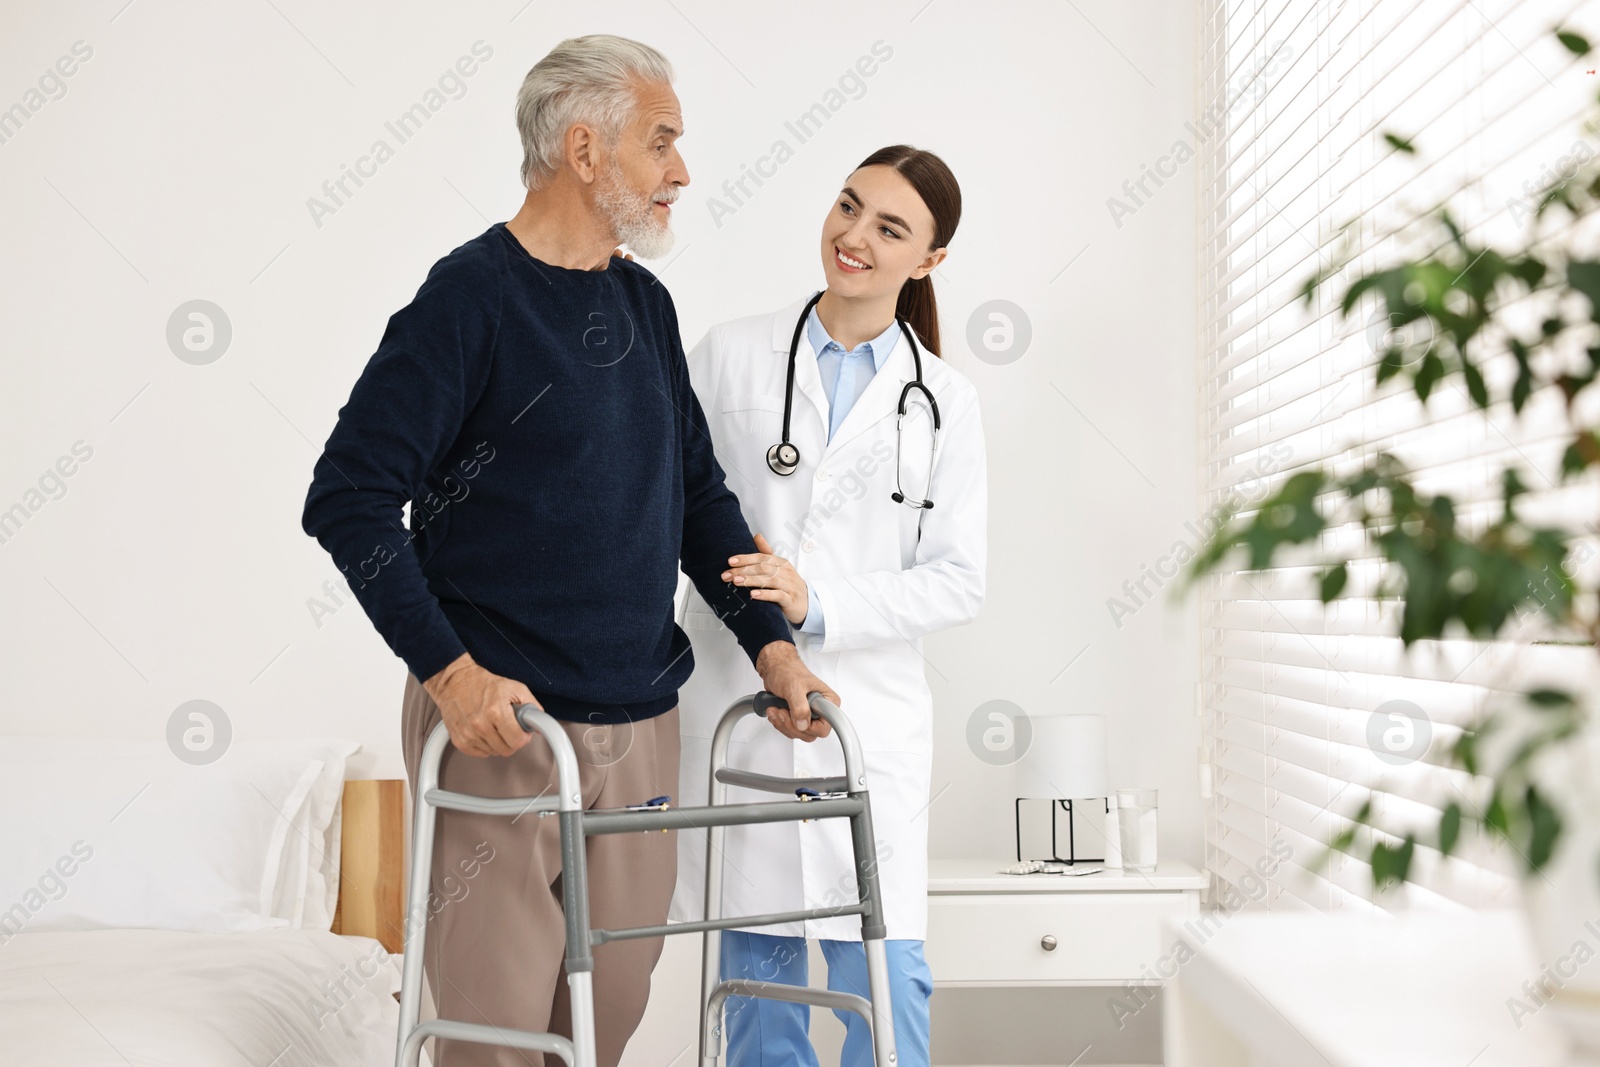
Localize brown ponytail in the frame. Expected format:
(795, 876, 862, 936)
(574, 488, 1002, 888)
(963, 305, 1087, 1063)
(855, 145, 962, 357)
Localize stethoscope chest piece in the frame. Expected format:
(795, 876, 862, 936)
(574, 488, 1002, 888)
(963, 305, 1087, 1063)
(766, 441, 801, 476)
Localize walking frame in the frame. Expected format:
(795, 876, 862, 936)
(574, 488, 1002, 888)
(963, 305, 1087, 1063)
(395, 691, 899, 1067)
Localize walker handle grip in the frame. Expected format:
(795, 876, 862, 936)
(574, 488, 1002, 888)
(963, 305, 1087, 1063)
(753, 691, 830, 718)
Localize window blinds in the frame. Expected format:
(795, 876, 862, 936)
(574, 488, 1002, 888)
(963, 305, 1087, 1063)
(1196, 0, 1600, 912)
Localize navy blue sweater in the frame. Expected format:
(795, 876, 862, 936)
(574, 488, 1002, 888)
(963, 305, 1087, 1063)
(301, 222, 791, 723)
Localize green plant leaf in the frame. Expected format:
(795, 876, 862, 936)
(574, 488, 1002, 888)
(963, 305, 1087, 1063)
(1319, 562, 1349, 602)
(1383, 132, 1416, 154)
(1298, 272, 1320, 307)
(1503, 467, 1529, 505)
(1561, 430, 1600, 478)
(1486, 790, 1510, 836)
(1439, 211, 1467, 250)
(1439, 802, 1462, 856)
(1371, 835, 1416, 887)
(1461, 358, 1489, 408)
(1558, 29, 1592, 57)
(1340, 271, 1393, 318)
(1415, 351, 1444, 401)
(1528, 688, 1576, 708)
(1568, 261, 1600, 317)
(1512, 361, 1532, 412)
(1508, 256, 1549, 288)
(1376, 347, 1406, 385)
(1527, 785, 1563, 871)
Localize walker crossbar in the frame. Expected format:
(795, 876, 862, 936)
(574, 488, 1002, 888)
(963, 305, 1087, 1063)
(394, 692, 897, 1067)
(583, 795, 860, 834)
(709, 978, 875, 1026)
(419, 787, 563, 817)
(592, 901, 870, 944)
(399, 1019, 574, 1064)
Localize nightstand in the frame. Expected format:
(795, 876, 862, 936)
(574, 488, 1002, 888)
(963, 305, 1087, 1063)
(925, 859, 1207, 985)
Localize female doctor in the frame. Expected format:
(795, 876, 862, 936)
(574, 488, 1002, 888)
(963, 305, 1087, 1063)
(670, 144, 988, 1067)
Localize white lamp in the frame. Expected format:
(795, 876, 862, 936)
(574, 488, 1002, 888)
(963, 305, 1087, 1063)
(1014, 714, 1108, 864)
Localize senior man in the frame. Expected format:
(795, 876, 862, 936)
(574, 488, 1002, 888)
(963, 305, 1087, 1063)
(301, 35, 837, 1067)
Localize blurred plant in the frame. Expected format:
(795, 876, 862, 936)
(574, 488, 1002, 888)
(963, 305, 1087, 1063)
(1186, 28, 1600, 890)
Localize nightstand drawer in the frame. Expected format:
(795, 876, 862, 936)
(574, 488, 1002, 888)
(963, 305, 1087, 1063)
(926, 891, 1196, 984)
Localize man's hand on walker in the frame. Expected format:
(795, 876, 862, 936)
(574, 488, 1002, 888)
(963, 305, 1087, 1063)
(754, 642, 836, 743)
(423, 652, 538, 758)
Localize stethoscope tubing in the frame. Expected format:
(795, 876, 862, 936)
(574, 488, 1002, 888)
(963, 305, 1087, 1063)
(768, 290, 941, 508)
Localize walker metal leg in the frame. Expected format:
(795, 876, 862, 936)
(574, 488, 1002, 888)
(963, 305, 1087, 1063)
(394, 814, 433, 1065)
(698, 924, 724, 1067)
(851, 786, 898, 1067)
(561, 808, 597, 1067)
(699, 705, 737, 1067)
(396, 724, 448, 1067)
(863, 938, 898, 1066)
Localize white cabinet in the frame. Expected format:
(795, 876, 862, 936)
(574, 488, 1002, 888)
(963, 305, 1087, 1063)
(926, 859, 1207, 987)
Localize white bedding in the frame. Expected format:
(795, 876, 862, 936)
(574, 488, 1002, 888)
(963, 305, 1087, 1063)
(0, 736, 359, 937)
(0, 927, 415, 1066)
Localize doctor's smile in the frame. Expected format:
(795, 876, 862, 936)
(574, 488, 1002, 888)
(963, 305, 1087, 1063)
(834, 246, 871, 271)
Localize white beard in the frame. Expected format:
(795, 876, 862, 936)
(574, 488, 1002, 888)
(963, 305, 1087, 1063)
(596, 157, 675, 260)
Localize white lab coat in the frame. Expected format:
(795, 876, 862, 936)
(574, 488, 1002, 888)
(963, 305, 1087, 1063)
(668, 292, 988, 941)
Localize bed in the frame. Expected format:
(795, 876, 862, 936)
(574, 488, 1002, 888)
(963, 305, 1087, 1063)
(0, 737, 417, 1067)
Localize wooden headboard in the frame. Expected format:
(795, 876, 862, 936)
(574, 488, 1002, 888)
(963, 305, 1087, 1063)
(331, 779, 407, 953)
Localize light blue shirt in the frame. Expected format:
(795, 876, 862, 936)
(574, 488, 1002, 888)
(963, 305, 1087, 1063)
(809, 306, 901, 442)
(797, 305, 902, 636)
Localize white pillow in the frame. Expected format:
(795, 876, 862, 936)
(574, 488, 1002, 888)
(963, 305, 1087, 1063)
(0, 736, 355, 936)
(250, 738, 360, 929)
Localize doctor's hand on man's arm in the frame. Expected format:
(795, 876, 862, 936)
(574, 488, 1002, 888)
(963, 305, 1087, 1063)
(724, 533, 809, 625)
(423, 652, 539, 758)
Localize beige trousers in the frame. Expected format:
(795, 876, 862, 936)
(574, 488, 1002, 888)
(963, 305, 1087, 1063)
(401, 674, 681, 1067)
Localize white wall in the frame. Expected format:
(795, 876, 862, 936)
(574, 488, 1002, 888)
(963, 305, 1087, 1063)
(0, 0, 1195, 1062)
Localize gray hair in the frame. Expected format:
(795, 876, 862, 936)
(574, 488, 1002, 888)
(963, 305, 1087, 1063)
(515, 35, 674, 191)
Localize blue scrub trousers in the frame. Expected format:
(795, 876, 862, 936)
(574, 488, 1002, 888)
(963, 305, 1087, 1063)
(719, 930, 932, 1067)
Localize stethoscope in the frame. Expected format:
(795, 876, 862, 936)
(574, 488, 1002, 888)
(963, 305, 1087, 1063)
(766, 290, 941, 510)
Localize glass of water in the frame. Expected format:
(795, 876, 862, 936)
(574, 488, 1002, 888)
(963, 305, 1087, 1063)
(1116, 788, 1159, 872)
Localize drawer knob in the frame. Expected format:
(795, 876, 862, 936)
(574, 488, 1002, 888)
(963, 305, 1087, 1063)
(1040, 934, 1058, 952)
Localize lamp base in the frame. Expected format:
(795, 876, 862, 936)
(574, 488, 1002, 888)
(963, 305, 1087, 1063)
(1014, 797, 1107, 864)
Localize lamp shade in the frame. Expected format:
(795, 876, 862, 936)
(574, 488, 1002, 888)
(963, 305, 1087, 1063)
(1017, 714, 1106, 799)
